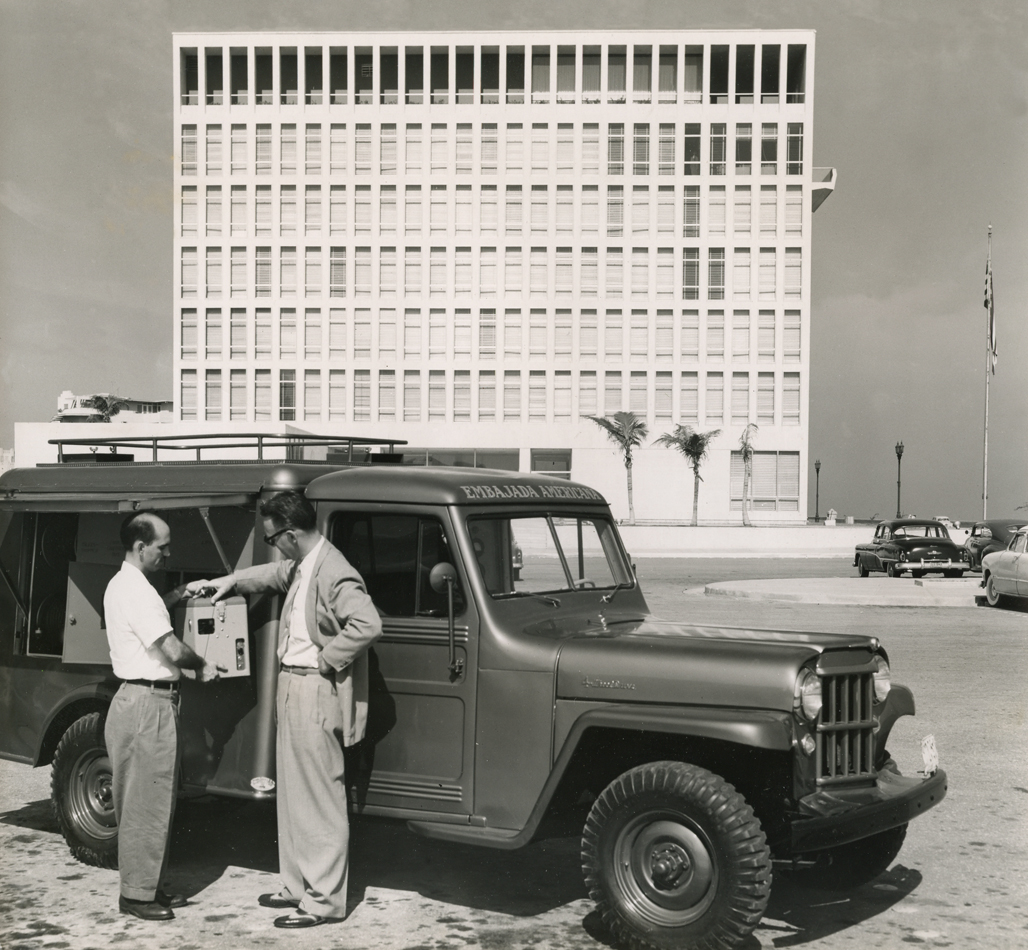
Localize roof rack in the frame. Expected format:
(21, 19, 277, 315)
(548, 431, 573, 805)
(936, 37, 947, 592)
(49, 432, 407, 464)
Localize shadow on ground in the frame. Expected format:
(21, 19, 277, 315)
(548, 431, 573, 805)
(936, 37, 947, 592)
(3, 794, 923, 946)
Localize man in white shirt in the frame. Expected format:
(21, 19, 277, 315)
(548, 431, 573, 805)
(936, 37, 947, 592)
(187, 490, 381, 929)
(104, 511, 218, 922)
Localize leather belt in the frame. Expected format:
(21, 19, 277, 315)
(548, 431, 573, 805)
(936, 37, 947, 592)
(281, 665, 321, 675)
(123, 678, 180, 691)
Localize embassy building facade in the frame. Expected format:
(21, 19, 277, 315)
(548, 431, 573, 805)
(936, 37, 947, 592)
(172, 30, 834, 523)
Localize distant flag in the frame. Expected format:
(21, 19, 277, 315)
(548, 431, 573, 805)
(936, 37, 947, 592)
(984, 254, 997, 373)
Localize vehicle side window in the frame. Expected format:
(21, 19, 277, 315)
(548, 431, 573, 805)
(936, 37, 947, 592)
(23, 513, 79, 657)
(879, 528, 891, 541)
(0, 512, 30, 651)
(331, 513, 465, 617)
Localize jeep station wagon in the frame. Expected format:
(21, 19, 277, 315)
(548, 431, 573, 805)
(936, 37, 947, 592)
(0, 433, 947, 950)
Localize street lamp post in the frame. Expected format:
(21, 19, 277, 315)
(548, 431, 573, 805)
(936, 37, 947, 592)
(895, 441, 905, 518)
(814, 459, 821, 523)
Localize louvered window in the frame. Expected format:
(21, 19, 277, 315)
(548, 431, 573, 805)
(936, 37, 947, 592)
(279, 186, 297, 236)
(305, 124, 321, 175)
(280, 124, 296, 175)
(329, 308, 347, 358)
(680, 371, 699, 423)
(329, 124, 347, 173)
(329, 186, 346, 235)
(705, 372, 724, 424)
(329, 248, 346, 298)
(760, 186, 778, 235)
(680, 310, 700, 361)
(181, 187, 197, 236)
(757, 372, 774, 424)
(279, 247, 296, 298)
(305, 186, 321, 235)
(505, 247, 523, 294)
(181, 125, 197, 176)
(758, 310, 776, 361)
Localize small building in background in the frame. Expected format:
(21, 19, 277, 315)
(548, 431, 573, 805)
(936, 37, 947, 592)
(53, 392, 175, 424)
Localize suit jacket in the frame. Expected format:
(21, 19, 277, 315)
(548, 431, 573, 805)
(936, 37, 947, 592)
(233, 540, 382, 746)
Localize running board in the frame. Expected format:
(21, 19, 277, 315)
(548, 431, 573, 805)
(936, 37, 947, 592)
(406, 820, 526, 849)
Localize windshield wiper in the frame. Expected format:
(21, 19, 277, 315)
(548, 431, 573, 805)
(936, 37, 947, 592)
(496, 591, 562, 608)
(601, 582, 632, 604)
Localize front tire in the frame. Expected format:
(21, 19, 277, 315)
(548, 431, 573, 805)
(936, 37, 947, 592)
(887, 562, 902, 578)
(784, 824, 907, 890)
(51, 712, 119, 868)
(985, 573, 1004, 608)
(582, 761, 771, 950)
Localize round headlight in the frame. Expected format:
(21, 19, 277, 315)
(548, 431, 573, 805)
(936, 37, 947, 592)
(795, 668, 823, 721)
(873, 656, 891, 702)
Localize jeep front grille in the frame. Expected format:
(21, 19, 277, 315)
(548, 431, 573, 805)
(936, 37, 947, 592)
(816, 672, 875, 785)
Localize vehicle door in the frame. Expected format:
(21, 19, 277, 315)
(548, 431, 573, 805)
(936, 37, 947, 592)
(327, 506, 477, 817)
(1009, 533, 1028, 596)
(872, 525, 890, 571)
(991, 534, 1020, 594)
(968, 525, 987, 566)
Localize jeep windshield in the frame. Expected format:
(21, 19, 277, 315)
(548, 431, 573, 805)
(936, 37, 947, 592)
(466, 513, 633, 598)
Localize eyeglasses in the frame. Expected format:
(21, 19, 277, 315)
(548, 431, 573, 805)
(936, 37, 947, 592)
(263, 527, 292, 547)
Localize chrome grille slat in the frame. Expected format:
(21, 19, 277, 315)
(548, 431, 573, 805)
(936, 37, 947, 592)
(816, 671, 875, 786)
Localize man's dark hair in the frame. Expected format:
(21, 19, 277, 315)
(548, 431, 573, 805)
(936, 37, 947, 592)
(120, 511, 160, 552)
(260, 490, 317, 532)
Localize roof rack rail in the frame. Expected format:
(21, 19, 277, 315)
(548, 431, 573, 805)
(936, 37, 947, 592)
(48, 431, 407, 464)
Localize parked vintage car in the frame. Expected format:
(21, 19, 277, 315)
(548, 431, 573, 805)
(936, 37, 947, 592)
(964, 519, 1028, 571)
(854, 519, 971, 578)
(981, 526, 1028, 607)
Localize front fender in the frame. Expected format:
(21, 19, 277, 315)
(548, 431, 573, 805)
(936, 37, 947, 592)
(874, 684, 915, 769)
(408, 703, 793, 850)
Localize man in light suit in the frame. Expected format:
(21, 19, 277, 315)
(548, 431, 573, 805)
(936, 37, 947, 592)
(187, 490, 381, 928)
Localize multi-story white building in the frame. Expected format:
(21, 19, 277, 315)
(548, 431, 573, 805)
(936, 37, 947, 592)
(172, 30, 834, 523)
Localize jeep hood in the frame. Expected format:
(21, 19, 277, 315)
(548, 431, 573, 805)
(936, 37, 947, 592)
(554, 618, 876, 710)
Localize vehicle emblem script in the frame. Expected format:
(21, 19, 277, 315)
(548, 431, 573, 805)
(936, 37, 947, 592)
(583, 676, 636, 690)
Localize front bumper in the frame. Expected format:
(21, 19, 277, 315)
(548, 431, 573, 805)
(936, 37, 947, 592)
(788, 763, 947, 854)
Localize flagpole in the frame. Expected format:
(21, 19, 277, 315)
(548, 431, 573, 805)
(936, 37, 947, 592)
(982, 225, 992, 520)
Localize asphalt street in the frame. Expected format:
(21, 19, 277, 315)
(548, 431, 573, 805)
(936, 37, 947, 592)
(1, 557, 1026, 950)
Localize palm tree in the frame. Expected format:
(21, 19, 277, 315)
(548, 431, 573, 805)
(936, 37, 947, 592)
(739, 423, 759, 526)
(655, 426, 721, 527)
(589, 412, 649, 525)
(81, 394, 130, 423)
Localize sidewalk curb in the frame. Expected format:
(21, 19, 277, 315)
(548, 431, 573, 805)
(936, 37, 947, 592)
(704, 577, 983, 608)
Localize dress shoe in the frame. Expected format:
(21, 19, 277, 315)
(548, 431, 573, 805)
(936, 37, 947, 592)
(258, 892, 300, 909)
(273, 910, 341, 929)
(156, 889, 187, 908)
(119, 896, 174, 921)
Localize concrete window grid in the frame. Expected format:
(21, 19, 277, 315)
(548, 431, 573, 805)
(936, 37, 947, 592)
(174, 30, 812, 446)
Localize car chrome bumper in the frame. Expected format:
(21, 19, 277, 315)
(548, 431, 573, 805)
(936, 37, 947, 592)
(788, 764, 948, 853)
(896, 559, 968, 570)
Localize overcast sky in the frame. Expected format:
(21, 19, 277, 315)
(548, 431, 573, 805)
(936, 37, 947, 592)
(1, 0, 1025, 521)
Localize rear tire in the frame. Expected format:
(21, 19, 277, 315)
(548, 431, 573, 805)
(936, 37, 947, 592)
(857, 561, 869, 578)
(51, 712, 119, 868)
(582, 761, 771, 950)
(784, 824, 907, 890)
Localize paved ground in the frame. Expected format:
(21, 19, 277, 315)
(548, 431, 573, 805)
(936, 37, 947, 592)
(2, 557, 1026, 950)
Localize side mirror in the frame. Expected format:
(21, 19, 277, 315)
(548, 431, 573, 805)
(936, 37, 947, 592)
(428, 563, 463, 679)
(429, 562, 458, 594)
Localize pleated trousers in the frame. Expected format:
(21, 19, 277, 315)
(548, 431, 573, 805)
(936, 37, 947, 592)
(275, 669, 350, 919)
(105, 683, 180, 901)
